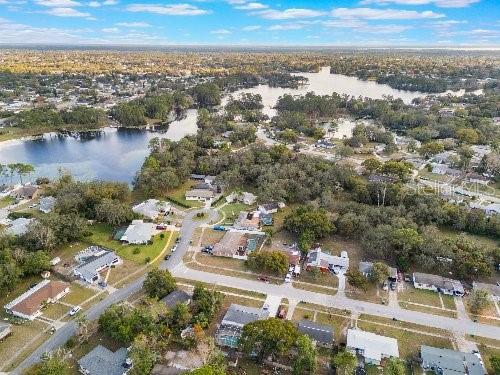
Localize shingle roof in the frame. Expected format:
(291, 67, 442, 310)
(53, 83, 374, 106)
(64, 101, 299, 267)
(413, 272, 464, 294)
(185, 189, 214, 198)
(221, 304, 268, 327)
(78, 345, 129, 375)
(132, 199, 170, 219)
(421, 345, 486, 375)
(347, 329, 399, 362)
(160, 290, 191, 308)
(5, 280, 69, 317)
(6, 217, 33, 236)
(297, 320, 333, 345)
(121, 220, 155, 244)
(74, 250, 120, 282)
(212, 231, 246, 257)
(39, 196, 56, 213)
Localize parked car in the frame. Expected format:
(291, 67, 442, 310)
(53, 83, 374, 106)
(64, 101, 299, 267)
(98, 280, 107, 288)
(171, 245, 177, 253)
(258, 276, 270, 283)
(164, 254, 171, 260)
(213, 225, 226, 231)
(156, 223, 168, 230)
(69, 306, 81, 316)
(284, 273, 292, 283)
(276, 305, 287, 319)
(390, 281, 397, 291)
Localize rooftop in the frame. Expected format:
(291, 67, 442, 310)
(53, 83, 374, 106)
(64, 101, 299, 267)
(297, 320, 334, 345)
(78, 345, 130, 375)
(347, 329, 399, 362)
(160, 290, 191, 308)
(221, 304, 268, 327)
(121, 220, 155, 244)
(421, 345, 486, 375)
(132, 199, 170, 219)
(413, 272, 464, 294)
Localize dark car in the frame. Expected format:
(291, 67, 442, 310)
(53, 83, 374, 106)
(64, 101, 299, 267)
(164, 254, 171, 260)
(258, 276, 270, 283)
(390, 281, 397, 291)
(176, 237, 181, 243)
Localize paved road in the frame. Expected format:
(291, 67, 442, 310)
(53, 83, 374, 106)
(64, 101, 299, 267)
(12, 208, 217, 374)
(171, 263, 500, 341)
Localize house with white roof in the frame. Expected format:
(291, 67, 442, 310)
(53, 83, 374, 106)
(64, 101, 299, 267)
(74, 246, 122, 284)
(39, 196, 56, 213)
(6, 217, 34, 236)
(120, 220, 156, 244)
(132, 199, 170, 220)
(346, 328, 399, 365)
(305, 246, 349, 274)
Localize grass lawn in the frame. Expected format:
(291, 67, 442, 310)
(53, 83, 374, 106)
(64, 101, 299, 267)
(219, 202, 251, 222)
(293, 282, 337, 295)
(166, 180, 203, 208)
(464, 298, 500, 327)
(358, 314, 450, 337)
(60, 284, 96, 306)
(0, 320, 50, 371)
(42, 302, 70, 320)
(298, 270, 339, 289)
(357, 320, 453, 359)
(86, 223, 168, 264)
(442, 295, 456, 310)
(399, 302, 457, 318)
(292, 306, 351, 342)
(0, 196, 14, 208)
(346, 284, 388, 304)
(195, 252, 248, 273)
(198, 228, 226, 246)
(398, 287, 443, 308)
(476, 344, 500, 375)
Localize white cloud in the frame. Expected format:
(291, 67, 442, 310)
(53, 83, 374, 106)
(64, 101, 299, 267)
(210, 28, 231, 34)
(88, 1, 100, 6)
(88, 0, 116, 6)
(35, 0, 81, 6)
(359, 0, 479, 8)
(0, 17, 87, 43)
(331, 7, 444, 19)
(234, 2, 267, 10)
(44, 6, 92, 17)
(254, 8, 325, 20)
(242, 25, 261, 31)
(102, 0, 117, 4)
(126, 3, 209, 16)
(115, 21, 151, 27)
(268, 23, 305, 30)
(324, 19, 411, 33)
(101, 27, 119, 32)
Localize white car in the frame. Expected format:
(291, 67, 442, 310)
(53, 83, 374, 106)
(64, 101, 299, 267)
(69, 306, 81, 316)
(284, 273, 292, 283)
(171, 245, 177, 253)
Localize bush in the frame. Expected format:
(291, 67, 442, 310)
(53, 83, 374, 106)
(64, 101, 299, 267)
(132, 247, 141, 255)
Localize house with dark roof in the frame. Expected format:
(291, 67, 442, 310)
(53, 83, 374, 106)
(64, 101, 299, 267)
(10, 184, 40, 200)
(420, 345, 486, 375)
(297, 320, 334, 348)
(78, 345, 132, 375)
(413, 272, 464, 297)
(215, 304, 269, 348)
(161, 290, 192, 308)
(4, 279, 69, 320)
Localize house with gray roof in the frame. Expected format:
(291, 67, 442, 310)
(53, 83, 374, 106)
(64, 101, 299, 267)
(132, 199, 170, 220)
(161, 290, 191, 308)
(185, 189, 215, 202)
(73, 246, 121, 284)
(39, 196, 56, 213)
(6, 217, 34, 236)
(215, 304, 269, 348)
(297, 320, 334, 348)
(420, 345, 486, 375)
(78, 345, 132, 375)
(413, 272, 464, 297)
(346, 328, 399, 365)
(121, 220, 156, 244)
(0, 322, 11, 340)
(305, 246, 349, 274)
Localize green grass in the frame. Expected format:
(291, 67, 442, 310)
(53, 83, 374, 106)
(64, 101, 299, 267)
(166, 180, 203, 208)
(42, 302, 69, 320)
(399, 302, 457, 318)
(60, 284, 96, 306)
(0, 196, 14, 208)
(86, 223, 168, 264)
(219, 202, 250, 222)
(398, 287, 442, 308)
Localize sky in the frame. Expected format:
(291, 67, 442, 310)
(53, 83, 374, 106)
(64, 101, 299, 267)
(0, 0, 498, 47)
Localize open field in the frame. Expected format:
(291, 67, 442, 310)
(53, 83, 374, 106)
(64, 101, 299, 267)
(345, 284, 388, 304)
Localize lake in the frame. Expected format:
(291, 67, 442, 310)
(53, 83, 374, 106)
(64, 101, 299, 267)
(0, 68, 473, 182)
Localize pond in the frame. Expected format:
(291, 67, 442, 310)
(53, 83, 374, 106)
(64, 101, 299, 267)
(0, 67, 474, 182)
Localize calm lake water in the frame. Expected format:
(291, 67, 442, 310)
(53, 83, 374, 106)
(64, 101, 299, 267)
(0, 67, 474, 182)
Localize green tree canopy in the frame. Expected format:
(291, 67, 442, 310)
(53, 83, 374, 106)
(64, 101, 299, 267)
(143, 268, 176, 299)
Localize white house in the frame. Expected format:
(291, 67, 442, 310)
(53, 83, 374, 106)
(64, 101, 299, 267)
(412, 272, 464, 297)
(121, 220, 156, 244)
(74, 246, 122, 284)
(132, 199, 170, 220)
(185, 189, 215, 202)
(346, 329, 399, 365)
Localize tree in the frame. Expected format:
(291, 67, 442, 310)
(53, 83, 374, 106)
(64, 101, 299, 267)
(346, 269, 369, 292)
(246, 251, 289, 276)
(490, 354, 500, 375)
(240, 318, 298, 363)
(293, 334, 317, 375)
(95, 198, 134, 226)
(456, 128, 479, 144)
(143, 268, 176, 299)
(129, 334, 156, 375)
(187, 365, 226, 375)
(370, 262, 389, 284)
(332, 350, 357, 375)
(171, 303, 192, 333)
(284, 206, 333, 252)
(192, 83, 221, 108)
(362, 158, 382, 174)
(468, 289, 491, 315)
(418, 141, 444, 159)
(23, 354, 71, 375)
(383, 358, 406, 375)
(391, 228, 423, 270)
(21, 250, 50, 276)
(0, 247, 21, 294)
(191, 284, 223, 328)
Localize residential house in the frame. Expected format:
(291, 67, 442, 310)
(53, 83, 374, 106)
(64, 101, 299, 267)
(233, 211, 261, 231)
(258, 202, 283, 215)
(0, 323, 11, 340)
(4, 280, 70, 320)
(212, 231, 248, 259)
(296, 320, 334, 348)
(215, 304, 269, 348)
(10, 184, 40, 200)
(420, 345, 486, 375)
(74, 246, 122, 284)
(305, 246, 349, 274)
(120, 220, 156, 244)
(185, 189, 215, 202)
(358, 261, 397, 282)
(346, 328, 399, 366)
(412, 272, 465, 297)
(78, 345, 132, 375)
(190, 174, 206, 181)
(260, 213, 273, 226)
(430, 163, 460, 177)
(6, 217, 34, 236)
(240, 192, 257, 205)
(161, 290, 192, 308)
(39, 196, 56, 213)
(484, 203, 500, 216)
(132, 199, 170, 220)
(472, 282, 500, 302)
(467, 174, 491, 186)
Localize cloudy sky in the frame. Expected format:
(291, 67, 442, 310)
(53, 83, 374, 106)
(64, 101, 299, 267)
(0, 0, 498, 46)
